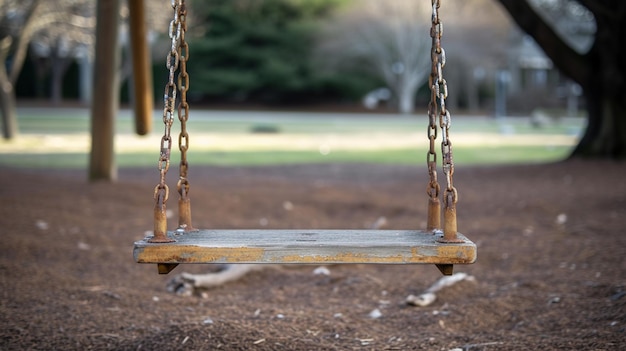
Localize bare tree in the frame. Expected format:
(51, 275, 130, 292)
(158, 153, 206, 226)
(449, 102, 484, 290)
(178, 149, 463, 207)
(28, 0, 171, 106)
(442, 0, 511, 111)
(0, 0, 44, 139)
(526, 0, 595, 54)
(30, 1, 95, 105)
(1, 0, 96, 138)
(497, 0, 626, 158)
(318, 0, 432, 114)
(0, 0, 171, 140)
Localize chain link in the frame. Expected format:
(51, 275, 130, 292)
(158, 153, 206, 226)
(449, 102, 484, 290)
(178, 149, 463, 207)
(154, 0, 183, 208)
(149, 0, 186, 243)
(425, 0, 442, 232)
(176, 0, 191, 200)
(429, 0, 457, 209)
(426, 79, 439, 200)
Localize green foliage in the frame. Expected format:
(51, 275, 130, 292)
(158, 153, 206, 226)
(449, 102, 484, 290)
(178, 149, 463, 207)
(186, 0, 376, 104)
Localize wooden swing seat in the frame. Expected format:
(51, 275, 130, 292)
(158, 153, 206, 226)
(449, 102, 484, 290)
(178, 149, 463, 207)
(133, 229, 476, 274)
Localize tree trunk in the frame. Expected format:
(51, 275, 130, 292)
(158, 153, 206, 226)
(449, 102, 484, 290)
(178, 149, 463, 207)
(395, 76, 419, 115)
(50, 56, 72, 105)
(0, 1, 45, 140)
(571, 87, 626, 158)
(31, 55, 49, 98)
(89, 0, 121, 182)
(496, 0, 626, 159)
(0, 49, 18, 140)
(128, 0, 153, 136)
(0, 79, 18, 140)
(568, 2, 626, 159)
(397, 87, 415, 114)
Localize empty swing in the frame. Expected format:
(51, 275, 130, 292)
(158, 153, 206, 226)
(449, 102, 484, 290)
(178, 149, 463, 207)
(133, 0, 476, 276)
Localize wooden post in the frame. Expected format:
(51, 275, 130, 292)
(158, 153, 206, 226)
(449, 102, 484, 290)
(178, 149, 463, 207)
(128, 0, 153, 136)
(89, 0, 120, 181)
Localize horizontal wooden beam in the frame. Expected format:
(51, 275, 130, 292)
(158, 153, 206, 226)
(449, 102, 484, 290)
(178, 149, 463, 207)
(134, 229, 476, 266)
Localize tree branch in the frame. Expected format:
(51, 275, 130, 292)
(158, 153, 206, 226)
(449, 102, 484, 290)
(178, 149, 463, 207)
(496, 0, 589, 85)
(8, 0, 43, 83)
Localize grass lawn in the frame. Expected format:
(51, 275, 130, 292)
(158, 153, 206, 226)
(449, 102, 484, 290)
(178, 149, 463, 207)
(0, 108, 583, 169)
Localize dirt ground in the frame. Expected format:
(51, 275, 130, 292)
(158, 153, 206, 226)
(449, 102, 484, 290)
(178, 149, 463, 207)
(1, 161, 625, 350)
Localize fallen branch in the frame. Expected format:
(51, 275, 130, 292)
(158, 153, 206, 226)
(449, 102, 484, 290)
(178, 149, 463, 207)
(405, 272, 475, 307)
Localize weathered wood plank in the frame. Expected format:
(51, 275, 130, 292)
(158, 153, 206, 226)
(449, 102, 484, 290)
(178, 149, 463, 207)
(134, 230, 476, 265)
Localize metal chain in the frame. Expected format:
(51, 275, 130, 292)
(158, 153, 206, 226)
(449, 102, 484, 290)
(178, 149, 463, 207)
(430, 0, 457, 209)
(428, 0, 462, 243)
(153, 0, 196, 235)
(425, 0, 442, 231)
(150, 0, 184, 243)
(425, 7, 440, 231)
(176, 0, 190, 201)
(154, 0, 182, 210)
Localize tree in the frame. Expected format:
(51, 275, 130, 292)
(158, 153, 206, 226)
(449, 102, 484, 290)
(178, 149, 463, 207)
(1, 0, 171, 140)
(29, 1, 94, 105)
(1, 0, 95, 138)
(89, 0, 120, 181)
(89, 0, 171, 181)
(186, 0, 345, 104)
(317, 0, 431, 114)
(0, 0, 44, 139)
(441, 0, 511, 112)
(496, 0, 626, 158)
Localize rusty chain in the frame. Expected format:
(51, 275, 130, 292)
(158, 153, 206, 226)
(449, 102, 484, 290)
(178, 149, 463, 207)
(150, 0, 184, 242)
(428, 0, 459, 240)
(176, 1, 190, 201)
(426, 0, 441, 231)
(175, 0, 195, 232)
(154, 0, 182, 209)
(431, 0, 456, 205)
